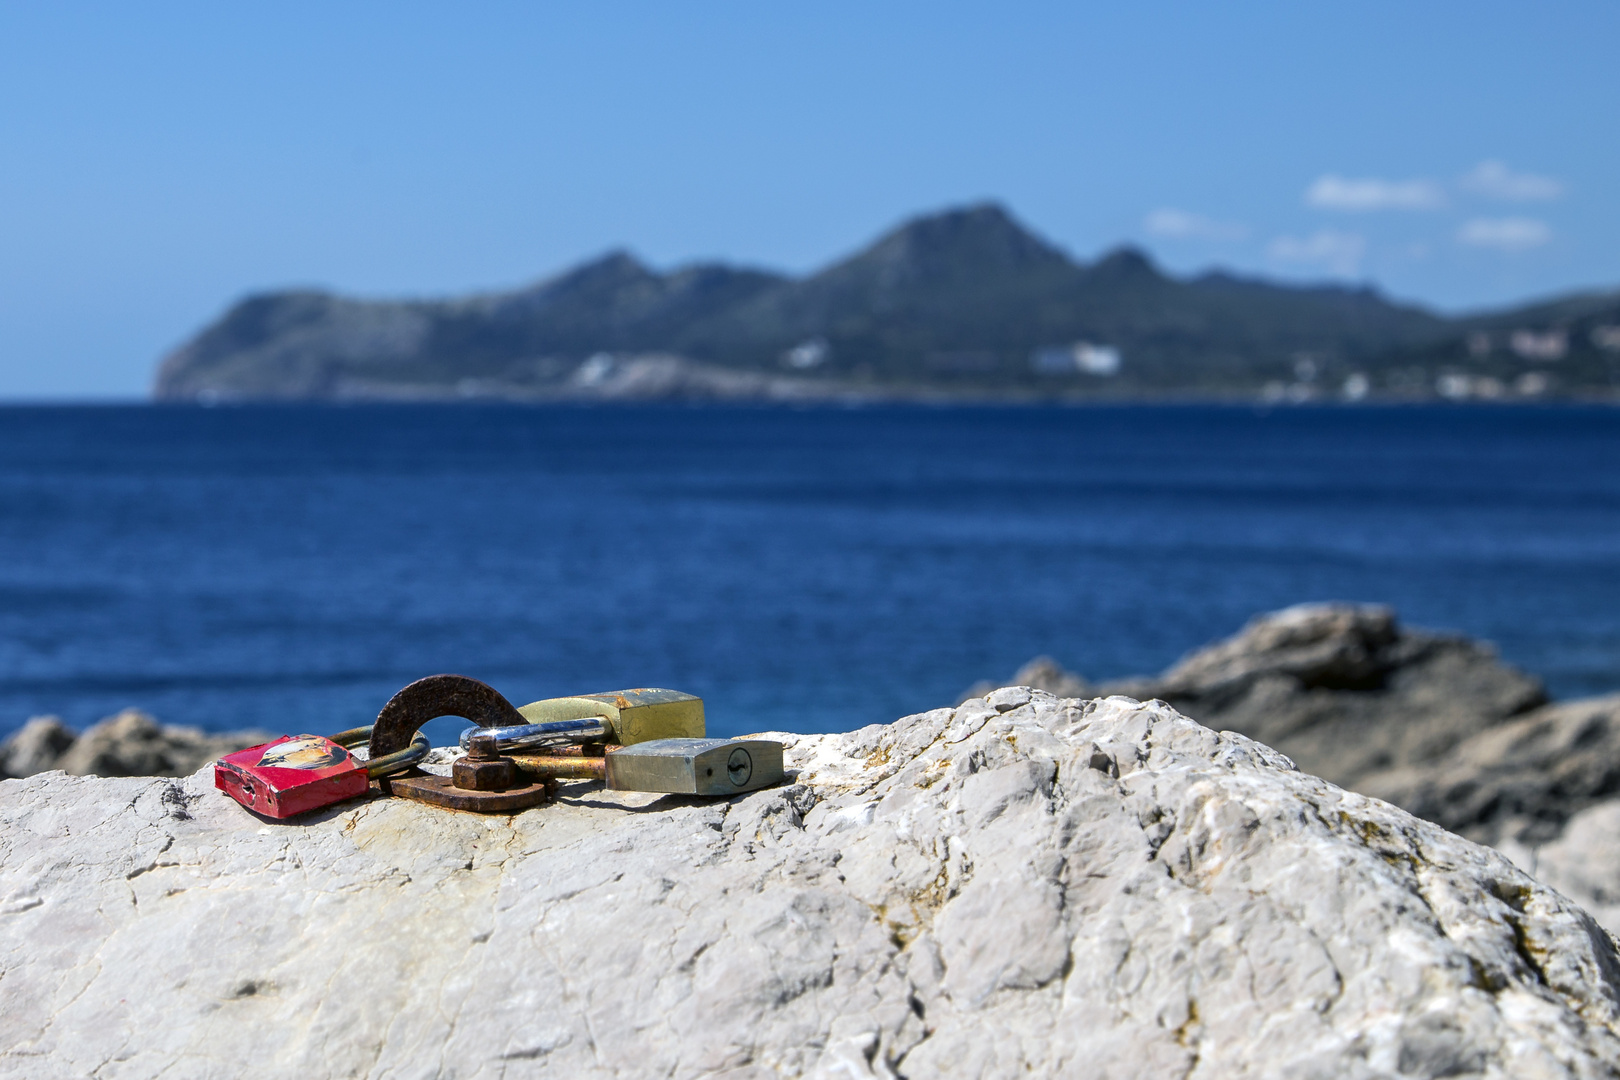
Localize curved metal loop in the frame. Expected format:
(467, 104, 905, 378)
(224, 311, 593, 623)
(330, 725, 432, 778)
(456, 716, 611, 752)
(368, 674, 527, 760)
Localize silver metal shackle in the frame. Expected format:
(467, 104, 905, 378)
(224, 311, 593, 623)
(457, 715, 612, 752)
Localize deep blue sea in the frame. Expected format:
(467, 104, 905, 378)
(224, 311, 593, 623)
(1, 404, 1618, 745)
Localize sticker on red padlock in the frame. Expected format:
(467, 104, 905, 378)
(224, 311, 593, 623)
(215, 734, 371, 819)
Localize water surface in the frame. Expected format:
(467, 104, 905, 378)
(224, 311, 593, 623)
(1, 404, 1616, 742)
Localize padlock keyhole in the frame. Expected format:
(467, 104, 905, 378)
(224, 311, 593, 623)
(726, 748, 752, 787)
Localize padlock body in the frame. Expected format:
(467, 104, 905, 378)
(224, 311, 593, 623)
(215, 734, 370, 819)
(517, 689, 704, 745)
(605, 738, 784, 795)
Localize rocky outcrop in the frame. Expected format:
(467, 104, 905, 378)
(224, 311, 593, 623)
(6, 692, 1620, 1077)
(1102, 603, 1549, 789)
(0, 716, 76, 777)
(973, 603, 1585, 841)
(0, 711, 274, 780)
(1361, 693, 1620, 844)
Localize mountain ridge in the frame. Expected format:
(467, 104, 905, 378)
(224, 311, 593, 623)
(155, 202, 1620, 402)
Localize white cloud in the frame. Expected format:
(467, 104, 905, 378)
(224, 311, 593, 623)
(1461, 160, 1563, 201)
(1143, 208, 1248, 241)
(1267, 230, 1366, 276)
(1305, 174, 1445, 211)
(1457, 217, 1552, 251)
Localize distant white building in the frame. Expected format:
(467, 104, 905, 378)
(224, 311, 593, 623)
(783, 338, 829, 369)
(576, 353, 617, 385)
(1509, 329, 1568, 362)
(1436, 373, 1473, 400)
(1436, 373, 1510, 400)
(1031, 342, 1122, 376)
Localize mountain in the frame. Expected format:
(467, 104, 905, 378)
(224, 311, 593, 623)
(154, 203, 1618, 402)
(1364, 289, 1620, 400)
(154, 254, 788, 400)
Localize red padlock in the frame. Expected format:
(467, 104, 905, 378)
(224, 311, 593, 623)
(216, 675, 503, 820)
(215, 734, 371, 819)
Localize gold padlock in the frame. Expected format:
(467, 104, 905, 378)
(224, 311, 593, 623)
(515, 688, 705, 745)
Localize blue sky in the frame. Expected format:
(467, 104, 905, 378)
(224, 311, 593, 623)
(1, 2, 1615, 397)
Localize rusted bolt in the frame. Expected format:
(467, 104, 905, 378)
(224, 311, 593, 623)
(453, 733, 517, 791)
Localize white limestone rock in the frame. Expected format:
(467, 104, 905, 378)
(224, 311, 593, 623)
(4, 693, 1620, 1078)
(1506, 800, 1620, 939)
(973, 604, 1550, 821)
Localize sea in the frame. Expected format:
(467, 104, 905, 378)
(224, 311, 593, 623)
(2, 403, 1618, 746)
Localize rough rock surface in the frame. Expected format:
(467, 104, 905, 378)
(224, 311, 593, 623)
(7, 693, 1620, 1078)
(0, 711, 274, 780)
(1103, 603, 1548, 787)
(1361, 694, 1620, 845)
(975, 604, 1562, 836)
(1506, 803, 1620, 938)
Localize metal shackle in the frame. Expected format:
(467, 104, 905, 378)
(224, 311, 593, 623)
(368, 673, 527, 760)
(457, 715, 612, 752)
(327, 725, 432, 778)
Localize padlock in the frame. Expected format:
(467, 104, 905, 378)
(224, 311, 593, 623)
(512, 688, 706, 745)
(215, 734, 369, 819)
(215, 727, 430, 819)
(511, 737, 786, 796)
(362, 676, 764, 813)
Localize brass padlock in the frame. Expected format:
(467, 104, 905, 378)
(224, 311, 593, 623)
(513, 688, 705, 745)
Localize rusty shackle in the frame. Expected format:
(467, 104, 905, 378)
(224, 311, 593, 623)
(367, 674, 527, 760)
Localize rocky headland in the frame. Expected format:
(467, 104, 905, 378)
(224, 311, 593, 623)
(153, 203, 1620, 405)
